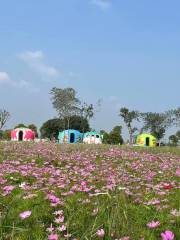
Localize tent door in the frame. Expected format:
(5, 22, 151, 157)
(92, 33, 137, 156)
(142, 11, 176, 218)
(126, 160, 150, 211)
(70, 133, 75, 143)
(18, 131, 23, 141)
(145, 137, 150, 146)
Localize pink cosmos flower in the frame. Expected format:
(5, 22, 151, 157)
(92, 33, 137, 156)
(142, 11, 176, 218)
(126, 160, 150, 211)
(57, 225, 66, 231)
(54, 216, 64, 223)
(19, 210, 32, 219)
(48, 234, 59, 240)
(3, 185, 15, 192)
(53, 210, 63, 216)
(147, 220, 160, 228)
(175, 169, 180, 176)
(0, 178, 7, 184)
(170, 209, 180, 217)
(96, 229, 105, 238)
(46, 224, 54, 232)
(161, 230, 175, 240)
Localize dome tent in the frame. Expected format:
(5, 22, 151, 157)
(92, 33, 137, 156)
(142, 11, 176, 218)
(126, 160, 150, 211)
(11, 128, 35, 141)
(83, 131, 102, 144)
(136, 133, 156, 147)
(58, 129, 82, 144)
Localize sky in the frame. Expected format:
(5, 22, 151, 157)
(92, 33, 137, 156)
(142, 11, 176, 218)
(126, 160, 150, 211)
(0, 0, 180, 139)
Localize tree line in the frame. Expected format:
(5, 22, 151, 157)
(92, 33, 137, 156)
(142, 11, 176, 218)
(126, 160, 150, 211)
(0, 87, 180, 145)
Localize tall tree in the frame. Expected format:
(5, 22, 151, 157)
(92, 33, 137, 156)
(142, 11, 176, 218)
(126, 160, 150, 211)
(169, 135, 178, 146)
(176, 130, 180, 140)
(108, 126, 124, 145)
(119, 107, 139, 144)
(50, 87, 81, 129)
(141, 112, 169, 140)
(2, 129, 11, 140)
(40, 116, 90, 139)
(0, 109, 10, 130)
(67, 115, 90, 132)
(100, 127, 123, 145)
(28, 124, 38, 137)
(174, 107, 180, 126)
(40, 119, 65, 139)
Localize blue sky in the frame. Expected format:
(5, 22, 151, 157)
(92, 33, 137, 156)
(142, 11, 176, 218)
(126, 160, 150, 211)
(0, 0, 179, 138)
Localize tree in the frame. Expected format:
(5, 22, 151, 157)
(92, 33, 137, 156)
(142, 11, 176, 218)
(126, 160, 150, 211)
(14, 123, 28, 129)
(0, 109, 10, 130)
(108, 126, 124, 145)
(40, 116, 90, 139)
(40, 119, 65, 139)
(28, 124, 38, 137)
(50, 87, 81, 129)
(176, 130, 180, 140)
(80, 103, 94, 133)
(100, 130, 110, 144)
(67, 115, 90, 132)
(80, 99, 102, 133)
(141, 112, 169, 140)
(174, 107, 180, 126)
(0, 130, 3, 139)
(2, 129, 11, 140)
(169, 135, 178, 146)
(119, 107, 139, 144)
(100, 126, 124, 145)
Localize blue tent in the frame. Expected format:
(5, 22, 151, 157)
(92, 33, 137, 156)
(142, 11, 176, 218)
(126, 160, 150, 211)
(58, 129, 82, 144)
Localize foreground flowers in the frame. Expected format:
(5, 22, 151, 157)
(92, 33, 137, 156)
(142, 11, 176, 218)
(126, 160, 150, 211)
(19, 210, 32, 220)
(146, 220, 160, 228)
(48, 234, 59, 240)
(161, 230, 175, 240)
(96, 229, 105, 238)
(0, 142, 179, 239)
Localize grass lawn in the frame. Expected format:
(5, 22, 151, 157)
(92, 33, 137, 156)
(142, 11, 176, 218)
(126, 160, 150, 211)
(0, 142, 179, 239)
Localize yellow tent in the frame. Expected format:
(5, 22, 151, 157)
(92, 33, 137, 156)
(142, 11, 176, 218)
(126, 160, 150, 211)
(136, 134, 156, 147)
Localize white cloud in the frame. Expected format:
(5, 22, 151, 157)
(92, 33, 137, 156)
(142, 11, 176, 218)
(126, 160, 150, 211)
(0, 72, 11, 83)
(19, 50, 59, 78)
(16, 80, 39, 93)
(0, 71, 39, 93)
(90, 0, 112, 10)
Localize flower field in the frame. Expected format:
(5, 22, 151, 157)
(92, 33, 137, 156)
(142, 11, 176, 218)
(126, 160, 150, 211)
(0, 142, 179, 240)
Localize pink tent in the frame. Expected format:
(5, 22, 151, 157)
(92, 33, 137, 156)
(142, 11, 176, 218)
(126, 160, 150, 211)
(11, 128, 35, 141)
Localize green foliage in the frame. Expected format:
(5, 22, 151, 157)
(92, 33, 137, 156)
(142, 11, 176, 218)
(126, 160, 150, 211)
(40, 118, 64, 139)
(2, 129, 11, 140)
(176, 130, 180, 140)
(119, 107, 139, 144)
(66, 115, 90, 133)
(141, 112, 169, 140)
(40, 116, 90, 139)
(28, 124, 38, 138)
(14, 123, 28, 129)
(169, 135, 178, 146)
(0, 109, 10, 130)
(50, 87, 81, 129)
(173, 107, 180, 126)
(101, 126, 123, 145)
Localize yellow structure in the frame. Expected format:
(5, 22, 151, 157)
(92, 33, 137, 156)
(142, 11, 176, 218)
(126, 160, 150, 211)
(136, 134, 156, 147)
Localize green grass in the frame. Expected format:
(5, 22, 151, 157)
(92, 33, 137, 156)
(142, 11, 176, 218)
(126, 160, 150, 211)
(0, 142, 179, 239)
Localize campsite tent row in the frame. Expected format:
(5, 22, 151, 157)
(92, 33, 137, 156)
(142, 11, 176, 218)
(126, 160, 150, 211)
(58, 130, 102, 144)
(10, 128, 157, 147)
(10, 128, 103, 144)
